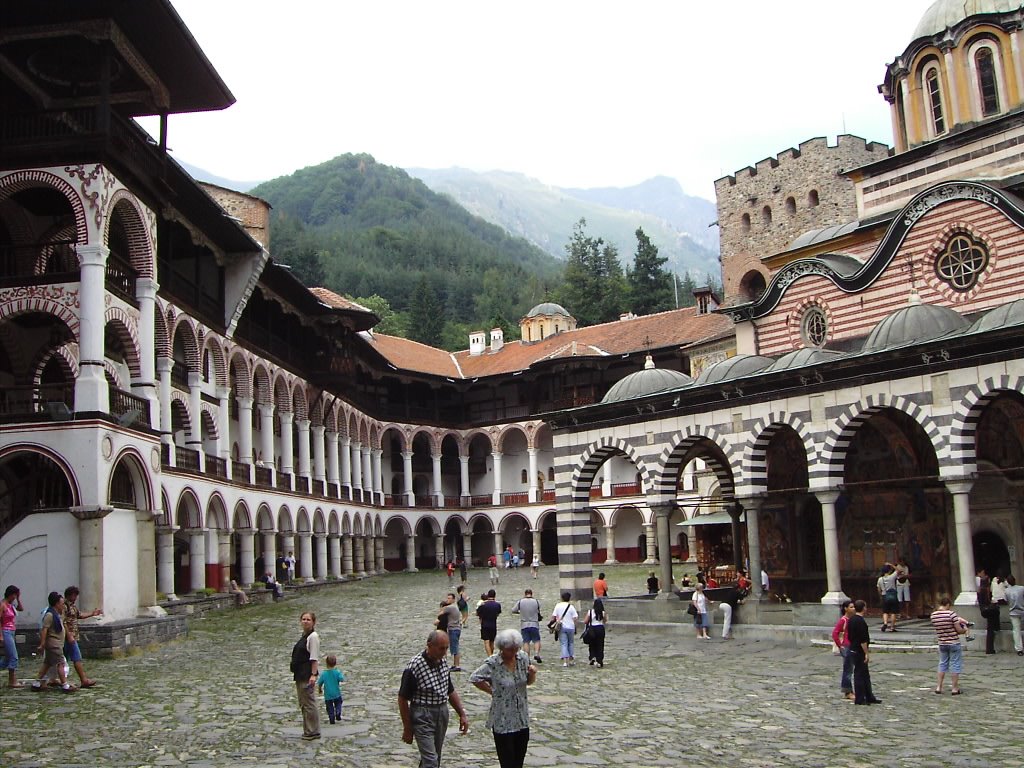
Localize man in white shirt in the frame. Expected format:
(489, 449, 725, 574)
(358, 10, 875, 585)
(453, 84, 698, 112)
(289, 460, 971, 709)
(1004, 575, 1024, 656)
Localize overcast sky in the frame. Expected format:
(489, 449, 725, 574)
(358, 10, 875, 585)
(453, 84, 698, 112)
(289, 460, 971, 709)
(146, 0, 937, 201)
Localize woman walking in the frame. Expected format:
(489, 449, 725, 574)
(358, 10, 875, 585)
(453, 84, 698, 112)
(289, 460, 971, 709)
(549, 591, 578, 667)
(831, 599, 856, 700)
(290, 611, 321, 740)
(692, 583, 711, 639)
(1, 585, 25, 688)
(583, 598, 608, 667)
(470, 628, 537, 768)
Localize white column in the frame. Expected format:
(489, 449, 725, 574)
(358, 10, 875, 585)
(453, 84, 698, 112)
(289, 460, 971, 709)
(491, 451, 503, 505)
(315, 534, 328, 580)
(528, 448, 539, 503)
(362, 446, 372, 503)
(329, 535, 342, 578)
(340, 436, 352, 496)
(156, 358, 173, 449)
(644, 523, 657, 564)
(239, 530, 256, 587)
(459, 455, 470, 502)
(299, 533, 313, 580)
(434, 535, 445, 569)
(405, 534, 417, 572)
(186, 371, 203, 455)
(297, 418, 312, 481)
(354, 535, 366, 577)
(215, 386, 231, 461)
(259, 404, 275, 479)
(261, 532, 277, 581)
(312, 425, 326, 482)
(403, 451, 415, 506)
(532, 529, 542, 564)
(948, 479, 978, 606)
(432, 452, 443, 506)
(326, 430, 340, 490)
(375, 536, 385, 574)
(217, 532, 231, 593)
(604, 525, 617, 564)
(653, 504, 674, 597)
(351, 441, 363, 498)
(740, 496, 764, 600)
(134, 277, 159, 427)
(372, 449, 384, 504)
(237, 396, 254, 482)
(463, 532, 473, 564)
(493, 531, 504, 561)
(73, 244, 110, 412)
(189, 530, 206, 592)
(157, 526, 177, 600)
(341, 535, 354, 576)
(279, 411, 294, 476)
(816, 490, 849, 605)
(366, 535, 376, 574)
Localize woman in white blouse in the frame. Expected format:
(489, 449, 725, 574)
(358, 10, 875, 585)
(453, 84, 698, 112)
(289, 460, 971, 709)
(692, 583, 710, 639)
(549, 591, 579, 667)
(470, 628, 537, 768)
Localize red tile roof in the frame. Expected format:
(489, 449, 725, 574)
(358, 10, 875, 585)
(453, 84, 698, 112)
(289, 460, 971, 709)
(364, 307, 734, 379)
(309, 287, 375, 314)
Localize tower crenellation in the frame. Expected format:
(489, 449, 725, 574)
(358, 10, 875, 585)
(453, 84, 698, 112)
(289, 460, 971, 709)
(714, 134, 890, 303)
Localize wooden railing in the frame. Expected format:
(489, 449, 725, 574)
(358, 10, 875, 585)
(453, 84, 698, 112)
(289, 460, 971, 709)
(231, 462, 250, 484)
(175, 446, 200, 473)
(590, 487, 603, 498)
(541, 490, 556, 502)
(443, 496, 461, 508)
(312, 479, 325, 496)
(255, 466, 273, 488)
(610, 482, 641, 497)
(0, 383, 73, 421)
(0, 241, 79, 287)
(471, 494, 492, 506)
(327, 482, 339, 498)
(277, 472, 293, 490)
(108, 386, 151, 427)
(206, 455, 227, 479)
(501, 492, 529, 505)
(414, 495, 435, 508)
(105, 256, 137, 306)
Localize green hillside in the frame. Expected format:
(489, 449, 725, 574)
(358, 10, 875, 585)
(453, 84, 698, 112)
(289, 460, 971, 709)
(250, 154, 562, 349)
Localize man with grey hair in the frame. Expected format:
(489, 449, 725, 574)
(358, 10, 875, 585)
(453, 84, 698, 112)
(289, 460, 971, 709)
(512, 588, 543, 664)
(398, 630, 470, 768)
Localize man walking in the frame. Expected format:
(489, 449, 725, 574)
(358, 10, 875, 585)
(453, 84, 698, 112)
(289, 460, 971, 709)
(593, 572, 609, 599)
(512, 588, 543, 664)
(1005, 575, 1023, 656)
(476, 589, 502, 656)
(847, 600, 881, 705)
(398, 630, 469, 768)
(439, 593, 463, 671)
(488, 554, 499, 586)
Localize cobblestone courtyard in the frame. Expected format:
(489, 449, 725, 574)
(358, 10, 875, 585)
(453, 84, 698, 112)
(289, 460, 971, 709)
(3, 566, 1021, 768)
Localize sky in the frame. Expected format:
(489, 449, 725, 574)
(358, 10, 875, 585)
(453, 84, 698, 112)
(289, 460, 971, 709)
(144, 0, 938, 202)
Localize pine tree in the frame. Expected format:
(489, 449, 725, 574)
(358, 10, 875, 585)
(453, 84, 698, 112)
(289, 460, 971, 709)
(626, 228, 673, 315)
(408, 277, 444, 346)
(555, 219, 627, 326)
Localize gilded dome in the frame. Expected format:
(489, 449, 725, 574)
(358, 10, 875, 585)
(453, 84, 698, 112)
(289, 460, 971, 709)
(861, 301, 968, 353)
(912, 0, 1021, 40)
(601, 356, 692, 404)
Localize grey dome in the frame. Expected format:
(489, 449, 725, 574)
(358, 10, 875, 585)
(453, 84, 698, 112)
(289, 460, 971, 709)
(763, 347, 844, 374)
(526, 302, 571, 318)
(694, 355, 774, 386)
(601, 360, 692, 404)
(966, 297, 1024, 333)
(912, 0, 1020, 40)
(861, 302, 969, 353)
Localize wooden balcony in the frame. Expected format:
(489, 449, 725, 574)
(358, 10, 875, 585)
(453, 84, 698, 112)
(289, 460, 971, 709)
(610, 482, 641, 497)
(108, 386, 151, 428)
(206, 455, 227, 479)
(541, 490, 556, 503)
(470, 494, 492, 506)
(501, 492, 529, 505)
(0, 383, 73, 424)
(231, 462, 250, 484)
(255, 466, 273, 489)
(175, 446, 200, 473)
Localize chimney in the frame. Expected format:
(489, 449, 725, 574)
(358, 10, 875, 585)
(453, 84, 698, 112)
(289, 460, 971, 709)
(469, 330, 486, 356)
(490, 327, 504, 352)
(693, 286, 720, 315)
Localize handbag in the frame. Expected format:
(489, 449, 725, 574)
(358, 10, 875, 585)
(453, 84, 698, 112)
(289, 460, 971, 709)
(549, 602, 572, 635)
(687, 602, 698, 616)
(581, 623, 592, 644)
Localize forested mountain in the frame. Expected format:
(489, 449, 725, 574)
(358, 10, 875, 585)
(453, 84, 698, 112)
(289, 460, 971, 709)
(249, 154, 563, 350)
(407, 167, 719, 277)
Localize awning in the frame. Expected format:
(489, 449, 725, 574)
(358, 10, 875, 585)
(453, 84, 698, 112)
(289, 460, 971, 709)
(677, 510, 742, 526)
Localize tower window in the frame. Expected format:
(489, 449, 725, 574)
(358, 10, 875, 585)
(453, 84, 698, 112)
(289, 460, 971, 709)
(762, 206, 772, 225)
(741, 213, 751, 233)
(808, 190, 819, 208)
(975, 47, 1000, 117)
(925, 66, 945, 135)
(785, 197, 796, 215)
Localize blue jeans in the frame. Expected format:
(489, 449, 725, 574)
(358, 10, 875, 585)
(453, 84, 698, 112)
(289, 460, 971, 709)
(1, 628, 18, 670)
(559, 627, 575, 659)
(839, 647, 854, 693)
(448, 628, 461, 657)
(325, 696, 343, 723)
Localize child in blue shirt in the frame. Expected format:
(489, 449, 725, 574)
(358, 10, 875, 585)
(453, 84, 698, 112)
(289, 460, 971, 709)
(316, 654, 345, 723)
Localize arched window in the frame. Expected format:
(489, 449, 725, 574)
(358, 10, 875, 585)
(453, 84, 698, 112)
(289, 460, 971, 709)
(785, 197, 796, 215)
(521, 468, 528, 484)
(762, 206, 772, 225)
(924, 64, 945, 136)
(808, 189, 819, 208)
(740, 213, 751, 233)
(974, 46, 1001, 117)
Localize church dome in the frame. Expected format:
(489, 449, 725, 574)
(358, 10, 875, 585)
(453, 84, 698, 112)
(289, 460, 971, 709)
(861, 300, 969, 353)
(601, 356, 692, 404)
(694, 355, 774, 386)
(912, 0, 1020, 40)
(966, 297, 1024, 333)
(763, 347, 844, 374)
(525, 302, 571, 318)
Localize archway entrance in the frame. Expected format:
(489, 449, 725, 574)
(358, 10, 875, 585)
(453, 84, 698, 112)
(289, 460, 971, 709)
(973, 530, 1010, 580)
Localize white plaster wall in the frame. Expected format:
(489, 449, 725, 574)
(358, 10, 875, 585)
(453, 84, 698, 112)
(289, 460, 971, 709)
(102, 508, 139, 620)
(0, 511, 79, 627)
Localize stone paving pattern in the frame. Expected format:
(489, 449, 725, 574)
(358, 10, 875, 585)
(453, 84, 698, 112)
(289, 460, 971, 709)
(3, 566, 1022, 768)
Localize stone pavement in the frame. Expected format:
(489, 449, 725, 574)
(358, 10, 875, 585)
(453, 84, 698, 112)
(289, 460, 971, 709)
(2, 565, 1021, 768)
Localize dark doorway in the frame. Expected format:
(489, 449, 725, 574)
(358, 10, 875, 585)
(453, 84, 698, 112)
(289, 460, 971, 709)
(973, 530, 1010, 579)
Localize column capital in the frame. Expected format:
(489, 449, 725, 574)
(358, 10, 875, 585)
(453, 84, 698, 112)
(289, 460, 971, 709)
(70, 505, 113, 521)
(297, 417, 311, 429)
(75, 243, 110, 266)
(214, 385, 231, 400)
(312, 424, 326, 436)
(186, 371, 201, 388)
(944, 478, 975, 496)
(812, 488, 841, 505)
(155, 357, 174, 374)
(136, 277, 160, 298)
(279, 410, 294, 425)
(648, 501, 675, 517)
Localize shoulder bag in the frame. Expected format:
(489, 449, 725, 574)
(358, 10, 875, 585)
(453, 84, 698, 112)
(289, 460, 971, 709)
(548, 602, 572, 636)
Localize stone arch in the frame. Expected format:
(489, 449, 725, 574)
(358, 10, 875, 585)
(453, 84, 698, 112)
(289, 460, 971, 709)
(384, 514, 412, 537)
(296, 507, 311, 534)
(0, 445, 81, 516)
(292, 384, 309, 421)
(104, 307, 142, 378)
(463, 428, 494, 454)
(313, 509, 327, 535)
(233, 500, 252, 530)
(570, 437, 654, 506)
(443, 514, 468, 535)
(412, 513, 441, 537)
(308, 394, 325, 428)
(352, 515, 363, 537)
(157, 489, 171, 528)
(379, 424, 409, 453)
(743, 412, 819, 495)
(950, 374, 1024, 476)
(105, 190, 155, 278)
(277, 506, 294, 533)
(0, 294, 80, 342)
(174, 488, 203, 529)
(467, 512, 496, 533)
(169, 392, 193, 435)
(206, 492, 229, 530)
(102, 359, 125, 389)
(655, 426, 739, 503)
(496, 424, 529, 452)
(252, 362, 271, 405)
(199, 405, 218, 439)
(108, 447, 154, 512)
(0, 170, 88, 245)
(170, 315, 200, 371)
(328, 510, 340, 535)
(323, 402, 339, 433)
(153, 300, 170, 359)
(273, 372, 292, 412)
(256, 503, 274, 532)
(341, 511, 352, 535)
(497, 510, 531, 533)
(227, 350, 252, 399)
(201, 335, 228, 388)
(30, 342, 78, 385)
(820, 394, 948, 484)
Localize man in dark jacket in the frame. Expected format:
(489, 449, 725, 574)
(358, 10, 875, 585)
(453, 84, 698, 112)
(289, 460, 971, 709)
(846, 600, 882, 705)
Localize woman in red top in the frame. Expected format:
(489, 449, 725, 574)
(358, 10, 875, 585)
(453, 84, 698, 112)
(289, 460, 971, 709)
(831, 599, 856, 700)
